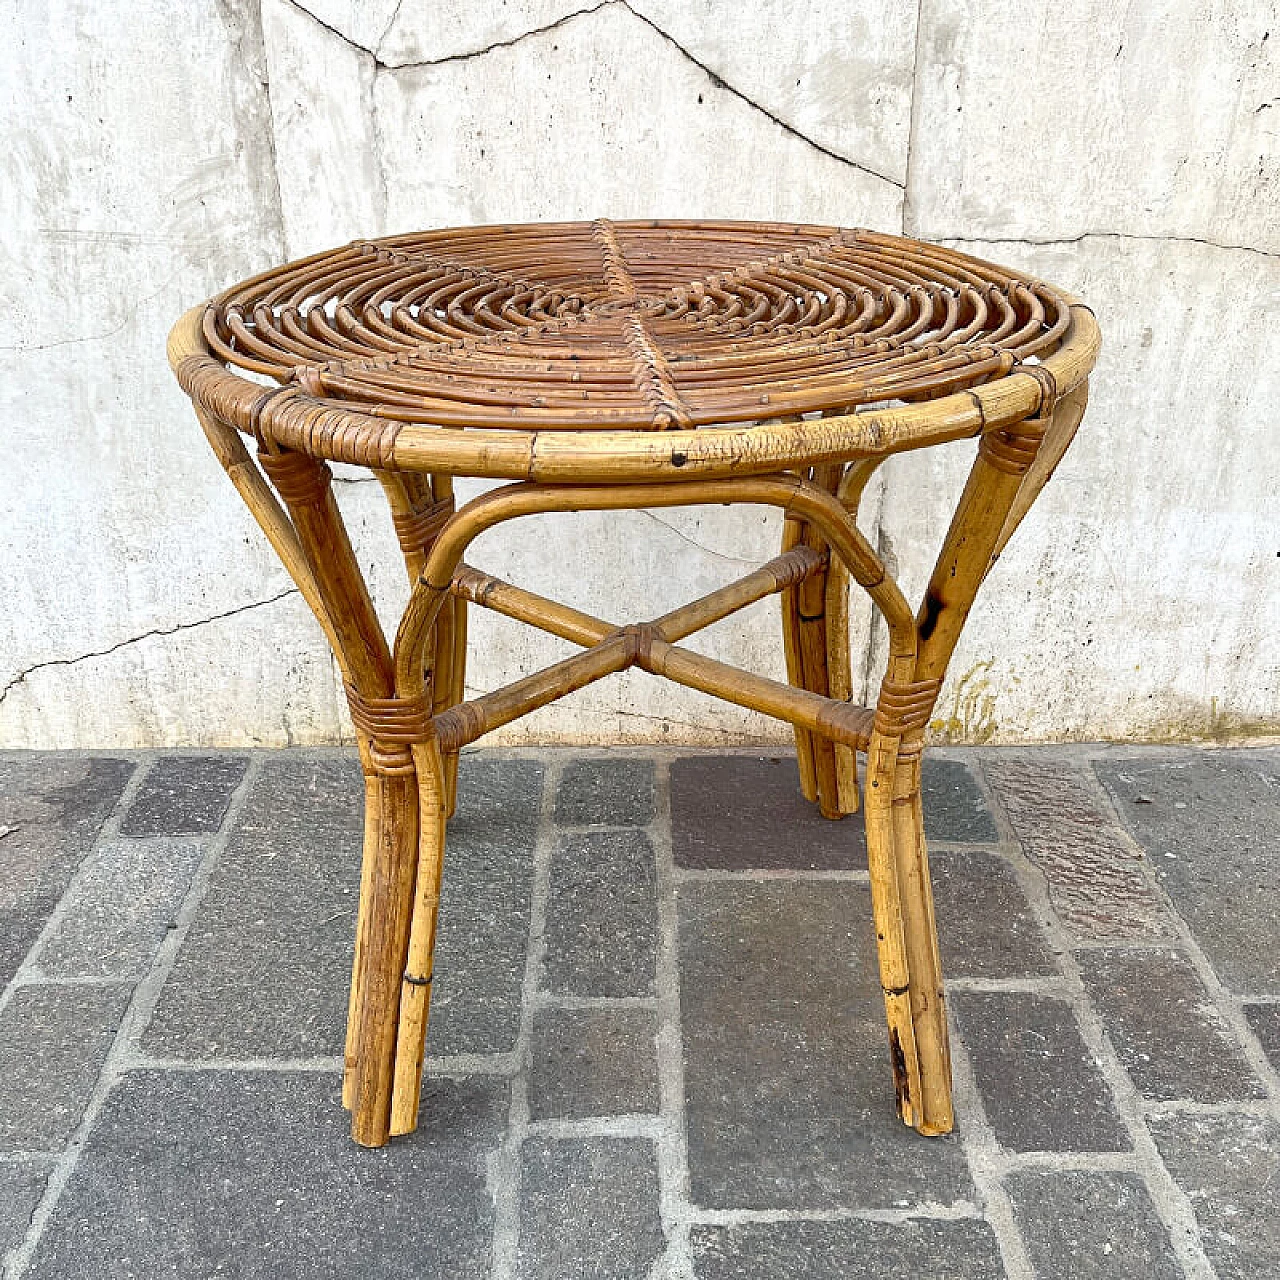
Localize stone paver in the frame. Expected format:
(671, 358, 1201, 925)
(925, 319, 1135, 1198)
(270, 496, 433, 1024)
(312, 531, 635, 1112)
(689, 1219, 1004, 1279)
(31, 838, 204, 980)
(1097, 752, 1280, 994)
(1243, 1001, 1280, 1070)
(6, 745, 1280, 1277)
(931, 848, 1056, 978)
(923, 757, 1000, 843)
(118, 755, 247, 836)
(542, 828, 657, 998)
(428, 757, 544, 1056)
(0, 1159, 51, 1259)
(679, 880, 974, 1209)
(1078, 947, 1265, 1102)
(526, 1006, 658, 1119)
(144, 756, 542, 1060)
(0, 756, 134, 987)
(985, 756, 1172, 939)
(1150, 1111, 1280, 1280)
(950, 991, 1129, 1152)
(25, 1070, 506, 1280)
(1005, 1170, 1182, 1280)
(0, 983, 132, 1152)
(517, 1137, 664, 1280)
(141, 756, 363, 1059)
(670, 754, 994, 870)
(553, 756, 655, 827)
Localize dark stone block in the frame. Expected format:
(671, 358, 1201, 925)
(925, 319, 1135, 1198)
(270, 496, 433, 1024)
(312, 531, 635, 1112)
(26, 1070, 506, 1280)
(119, 756, 248, 836)
(1243, 1002, 1280, 1070)
(1078, 948, 1265, 1102)
(0, 983, 131, 1152)
(141, 755, 364, 1059)
(1006, 1170, 1182, 1280)
(527, 1006, 659, 1119)
(690, 1218, 1003, 1279)
(1096, 752, 1280, 993)
(542, 829, 656, 998)
(0, 1158, 50, 1258)
(932, 848, 1056, 978)
(925, 757, 1000, 843)
(670, 754, 994, 870)
(950, 991, 1129, 1152)
(679, 880, 973, 1210)
(671, 753, 859, 869)
(0, 756, 134, 987)
(1150, 1112, 1280, 1280)
(985, 757, 1171, 939)
(518, 1137, 664, 1280)
(144, 754, 542, 1061)
(33, 838, 204, 980)
(428, 756, 543, 1056)
(554, 756, 655, 827)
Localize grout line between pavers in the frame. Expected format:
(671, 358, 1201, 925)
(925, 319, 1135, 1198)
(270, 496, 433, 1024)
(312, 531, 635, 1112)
(685, 1203, 986, 1226)
(648, 755, 696, 1280)
(524, 1115, 666, 1140)
(126, 1055, 346, 1074)
(487, 756, 563, 1280)
(3, 755, 262, 1280)
(1143, 1098, 1277, 1119)
(0, 752, 158, 1021)
(971, 755, 1220, 1280)
(946, 976, 1073, 994)
(528, 991, 658, 1012)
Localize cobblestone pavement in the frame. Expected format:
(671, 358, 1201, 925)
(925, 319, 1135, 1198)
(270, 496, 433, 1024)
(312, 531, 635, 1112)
(1, 745, 1277, 1279)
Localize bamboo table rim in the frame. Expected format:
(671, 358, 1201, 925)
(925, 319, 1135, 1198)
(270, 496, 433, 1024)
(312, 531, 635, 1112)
(166, 219, 1101, 1148)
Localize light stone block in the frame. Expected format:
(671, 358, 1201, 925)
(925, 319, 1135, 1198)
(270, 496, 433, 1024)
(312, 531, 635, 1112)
(371, 3, 905, 229)
(908, 0, 1278, 250)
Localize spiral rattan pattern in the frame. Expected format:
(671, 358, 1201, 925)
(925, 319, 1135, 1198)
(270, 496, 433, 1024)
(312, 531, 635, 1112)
(202, 220, 1073, 432)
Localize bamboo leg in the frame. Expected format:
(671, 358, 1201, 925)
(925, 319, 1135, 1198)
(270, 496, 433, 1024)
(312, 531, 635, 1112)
(780, 512, 819, 802)
(390, 735, 449, 1134)
(348, 769, 420, 1147)
(255, 445, 423, 1147)
(343, 774, 380, 1109)
(862, 723, 924, 1127)
(781, 465, 855, 817)
(875, 403, 1063, 1137)
(890, 750, 952, 1134)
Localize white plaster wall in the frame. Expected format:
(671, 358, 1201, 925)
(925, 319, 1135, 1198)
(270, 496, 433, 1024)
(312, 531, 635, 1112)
(0, 0, 1275, 747)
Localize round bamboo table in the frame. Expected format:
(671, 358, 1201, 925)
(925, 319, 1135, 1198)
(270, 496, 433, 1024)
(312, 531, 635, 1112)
(167, 220, 1100, 1148)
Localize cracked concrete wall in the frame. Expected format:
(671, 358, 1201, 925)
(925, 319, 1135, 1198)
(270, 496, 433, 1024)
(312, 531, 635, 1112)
(1, 0, 1275, 748)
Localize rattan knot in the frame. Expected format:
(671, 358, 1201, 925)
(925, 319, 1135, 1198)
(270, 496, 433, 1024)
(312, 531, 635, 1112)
(391, 496, 455, 554)
(605, 623, 662, 667)
(257, 446, 332, 506)
(344, 685, 432, 777)
(874, 677, 944, 739)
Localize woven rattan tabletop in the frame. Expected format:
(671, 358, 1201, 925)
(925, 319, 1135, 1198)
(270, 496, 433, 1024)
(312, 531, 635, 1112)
(171, 220, 1099, 479)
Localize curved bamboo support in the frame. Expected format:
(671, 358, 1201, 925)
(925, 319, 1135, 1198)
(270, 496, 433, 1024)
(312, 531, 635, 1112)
(386, 471, 941, 1136)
